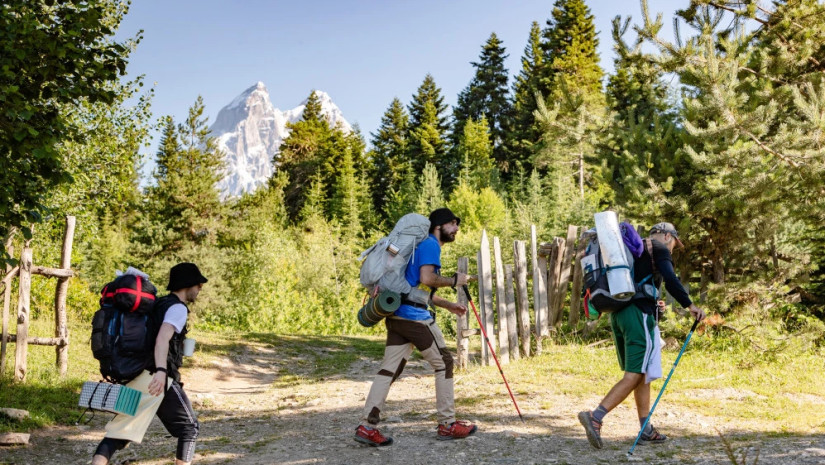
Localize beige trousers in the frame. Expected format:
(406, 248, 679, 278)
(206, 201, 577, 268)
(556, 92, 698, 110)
(362, 317, 456, 426)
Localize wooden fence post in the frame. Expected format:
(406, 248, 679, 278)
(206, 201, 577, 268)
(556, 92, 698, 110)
(478, 230, 496, 365)
(569, 231, 587, 327)
(504, 265, 519, 360)
(493, 237, 508, 364)
(54, 216, 75, 376)
(546, 238, 564, 330)
(14, 241, 32, 381)
(1, 238, 15, 377)
(456, 257, 469, 369)
(513, 240, 530, 357)
(552, 226, 578, 327)
(531, 225, 546, 354)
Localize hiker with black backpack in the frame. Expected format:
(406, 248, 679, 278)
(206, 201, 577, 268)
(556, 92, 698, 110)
(92, 263, 207, 465)
(578, 222, 705, 450)
(354, 208, 478, 446)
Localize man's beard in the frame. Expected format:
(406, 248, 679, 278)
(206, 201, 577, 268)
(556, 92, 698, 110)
(439, 229, 456, 243)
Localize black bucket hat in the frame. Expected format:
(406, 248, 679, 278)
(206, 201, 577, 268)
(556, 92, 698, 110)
(429, 207, 461, 227)
(167, 262, 208, 291)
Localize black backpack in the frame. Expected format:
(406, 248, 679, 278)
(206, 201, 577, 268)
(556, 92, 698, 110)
(581, 232, 659, 319)
(90, 274, 159, 384)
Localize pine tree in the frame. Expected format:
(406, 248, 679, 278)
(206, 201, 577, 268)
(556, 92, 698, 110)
(415, 163, 446, 214)
(539, 0, 605, 108)
(511, 21, 544, 172)
(407, 75, 451, 184)
(369, 98, 410, 215)
(457, 117, 497, 190)
(602, 15, 680, 212)
(636, 0, 825, 288)
(384, 165, 419, 224)
(452, 33, 514, 169)
(302, 90, 324, 124)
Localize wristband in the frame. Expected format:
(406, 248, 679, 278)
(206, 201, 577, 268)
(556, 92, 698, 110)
(155, 367, 167, 373)
(452, 274, 458, 289)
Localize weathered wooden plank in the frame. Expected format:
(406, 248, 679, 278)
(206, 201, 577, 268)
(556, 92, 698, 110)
(1, 242, 13, 376)
(31, 265, 74, 278)
(478, 230, 496, 365)
(456, 257, 470, 370)
(553, 225, 578, 326)
(504, 265, 519, 361)
(537, 254, 550, 337)
(4, 334, 68, 346)
(513, 240, 530, 357)
(493, 237, 509, 364)
(545, 239, 563, 332)
(14, 243, 32, 381)
(531, 225, 546, 354)
(569, 232, 587, 327)
(55, 216, 75, 376)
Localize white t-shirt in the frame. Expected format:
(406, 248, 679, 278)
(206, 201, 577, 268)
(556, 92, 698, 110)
(162, 303, 188, 333)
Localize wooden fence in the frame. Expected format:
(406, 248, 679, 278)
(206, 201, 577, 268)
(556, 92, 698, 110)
(455, 225, 589, 368)
(1, 216, 76, 381)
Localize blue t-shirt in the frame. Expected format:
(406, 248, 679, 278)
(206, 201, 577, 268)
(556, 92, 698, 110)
(393, 234, 441, 320)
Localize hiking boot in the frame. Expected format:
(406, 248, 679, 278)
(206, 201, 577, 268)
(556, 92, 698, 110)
(437, 420, 478, 440)
(354, 425, 393, 447)
(578, 410, 603, 449)
(639, 425, 668, 444)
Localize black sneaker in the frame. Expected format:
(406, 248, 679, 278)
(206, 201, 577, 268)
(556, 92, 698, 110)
(578, 410, 603, 449)
(639, 425, 668, 444)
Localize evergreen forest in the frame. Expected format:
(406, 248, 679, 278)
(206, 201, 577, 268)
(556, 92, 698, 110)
(3, 0, 825, 348)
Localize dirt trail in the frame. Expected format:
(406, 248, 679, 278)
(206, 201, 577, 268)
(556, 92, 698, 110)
(3, 341, 825, 465)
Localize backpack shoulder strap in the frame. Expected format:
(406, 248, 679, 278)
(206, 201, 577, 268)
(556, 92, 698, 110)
(644, 238, 658, 273)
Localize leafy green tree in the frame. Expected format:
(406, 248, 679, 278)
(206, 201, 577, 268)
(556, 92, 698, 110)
(0, 0, 134, 259)
(452, 33, 514, 169)
(369, 98, 410, 215)
(512, 21, 545, 172)
(407, 75, 451, 184)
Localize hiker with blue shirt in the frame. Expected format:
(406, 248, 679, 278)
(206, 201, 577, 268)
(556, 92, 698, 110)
(578, 222, 706, 449)
(355, 208, 478, 446)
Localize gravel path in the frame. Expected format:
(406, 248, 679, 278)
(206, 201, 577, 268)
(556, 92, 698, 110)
(3, 342, 824, 465)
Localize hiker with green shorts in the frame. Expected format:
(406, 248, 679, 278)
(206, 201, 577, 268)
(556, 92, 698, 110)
(579, 222, 705, 449)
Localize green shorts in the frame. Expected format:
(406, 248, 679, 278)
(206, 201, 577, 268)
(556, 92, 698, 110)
(610, 303, 656, 373)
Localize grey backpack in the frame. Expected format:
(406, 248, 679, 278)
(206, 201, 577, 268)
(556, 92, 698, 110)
(359, 213, 431, 306)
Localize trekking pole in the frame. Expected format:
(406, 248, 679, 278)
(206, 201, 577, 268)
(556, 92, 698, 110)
(462, 285, 525, 423)
(627, 318, 700, 456)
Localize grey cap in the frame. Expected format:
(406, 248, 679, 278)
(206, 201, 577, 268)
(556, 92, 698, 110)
(650, 222, 683, 248)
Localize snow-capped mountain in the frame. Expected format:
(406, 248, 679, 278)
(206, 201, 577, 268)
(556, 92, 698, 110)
(211, 82, 351, 198)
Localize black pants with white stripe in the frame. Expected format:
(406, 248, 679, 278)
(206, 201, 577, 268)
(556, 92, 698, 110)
(94, 381, 199, 462)
(158, 381, 199, 461)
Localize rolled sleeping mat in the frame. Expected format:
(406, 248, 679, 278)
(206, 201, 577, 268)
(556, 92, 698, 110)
(594, 211, 635, 299)
(357, 290, 401, 327)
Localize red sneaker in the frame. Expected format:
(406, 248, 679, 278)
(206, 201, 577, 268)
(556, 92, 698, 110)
(354, 425, 393, 447)
(437, 420, 478, 440)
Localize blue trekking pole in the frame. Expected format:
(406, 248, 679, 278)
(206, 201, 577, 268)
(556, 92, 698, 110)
(628, 318, 700, 456)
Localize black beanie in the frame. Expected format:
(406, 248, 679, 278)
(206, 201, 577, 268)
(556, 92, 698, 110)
(167, 262, 208, 291)
(429, 207, 460, 227)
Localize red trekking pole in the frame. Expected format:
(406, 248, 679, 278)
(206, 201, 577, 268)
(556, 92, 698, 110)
(462, 285, 525, 423)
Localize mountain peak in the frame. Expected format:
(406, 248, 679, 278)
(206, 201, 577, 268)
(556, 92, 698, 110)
(211, 83, 351, 198)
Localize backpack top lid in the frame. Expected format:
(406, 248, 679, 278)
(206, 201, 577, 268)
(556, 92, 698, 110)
(110, 274, 157, 314)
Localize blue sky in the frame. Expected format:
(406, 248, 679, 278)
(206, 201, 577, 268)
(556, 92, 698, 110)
(117, 0, 683, 156)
